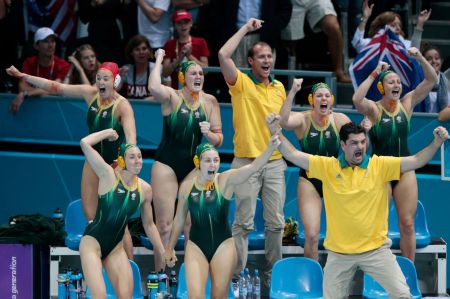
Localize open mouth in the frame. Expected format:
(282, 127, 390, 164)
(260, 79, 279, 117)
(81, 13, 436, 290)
(392, 89, 400, 97)
(354, 151, 363, 158)
(99, 87, 106, 93)
(194, 81, 202, 88)
(262, 66, 270, 72)
(320, 103, 328, 109)
(207, 170, 215, 175)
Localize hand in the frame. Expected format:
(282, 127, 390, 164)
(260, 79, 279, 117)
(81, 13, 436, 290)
(362, 0, 374, 19)
(6, 66, 24, 79)
(164, 248, 177, 268)
(375, 61, 390, 73)
(361, 116, 372, 132)
(199, 121, 211, 136)
(181, 43, 192, 58)
(408, 47, 421, 59)
(245, 18, 263, 33)
(417, 9, 431, 26)
(9, 93, 25, 114)
(107, 129, 119, 141)
(155, 49, 165, 61)
(119, 66, 129, 78)
(291, 78, 303, 93)
(265, 113, 281, 133)
(68, 56, 82, 70)
(433, 126, 449, 144)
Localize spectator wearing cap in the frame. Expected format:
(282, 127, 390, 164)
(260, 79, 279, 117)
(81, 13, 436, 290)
(162, 9, 210, 89)
(8, 27, 70, 113)
(137, 0, 172, 52)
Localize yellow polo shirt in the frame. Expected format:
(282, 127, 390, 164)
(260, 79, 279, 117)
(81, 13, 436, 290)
(227, 70, 286, 159)
(308, 154, 401, 254)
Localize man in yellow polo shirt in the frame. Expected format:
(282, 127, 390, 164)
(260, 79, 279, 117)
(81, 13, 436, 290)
(218, 18, 287, 284)
(266, 114, 449, 298)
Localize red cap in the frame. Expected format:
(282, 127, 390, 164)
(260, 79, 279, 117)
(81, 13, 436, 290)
(172, 10, 192, 23)
(99, 62, 119, 78)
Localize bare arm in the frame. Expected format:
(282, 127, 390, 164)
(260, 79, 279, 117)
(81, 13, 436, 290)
(400, 126, 448, 172)
(357, 0, 373, 32)
(280, 78, 305, 130)
(403, 47, 438, 111)
(438, 106, 450, 122)
(117, 99, 137, 144)
(352, 61, 388, 119)
(221, 133, 280, 197)
(6, 66, 96, 104)
(218, 18, 263, 85)
(67, 55, 92, 85)
(79, 129, 117, 183)
(138, 0, 165, 23)
(148, 49, 173, 103)
(165, 184, 190, 267)
(410, 9, 431, 49)
(200, 95, 223, 147)
(140, 182, 165, 265)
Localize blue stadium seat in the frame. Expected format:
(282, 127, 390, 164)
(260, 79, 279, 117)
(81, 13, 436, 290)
(85, 260, 144, 298)
(388, 200, 431, 248)
(64, 199, 87, 251)
(176, 263, 234, 299)
(295, 200, 327, 249)
(270, 257, 323, 299)
(228, 197, 265, 250)
(363, 256, 421, 299)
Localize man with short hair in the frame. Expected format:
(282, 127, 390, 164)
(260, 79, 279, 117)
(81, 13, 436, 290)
(9, 27, 70, 113)
(218, 18, 287, 285)
(267, 115, 449, 298)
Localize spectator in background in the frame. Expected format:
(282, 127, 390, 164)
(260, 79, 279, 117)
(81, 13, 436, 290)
(162, 9, 209, 89)
(9, 27, 70, 113)
(419, 44, 450, 113)
(77, 0, 125, 64)
(64, 44, 100, 86)
(171, 0, 210, 24)
(281, 0, 351, 83)
(138, 0, 172, 52)
(119, 34, 171, 100)
(214, 0, 292, 68)
(352, 0, 431, 54)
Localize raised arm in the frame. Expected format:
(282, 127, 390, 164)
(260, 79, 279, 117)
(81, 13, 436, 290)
(164, 185, 190, 267)
(6, 65, 96, 104)
(352, 61, 388, 119)
(79, 129, 117, 188)
(218, 18, 263, 85)
(148, 49, 173, 102)
(410, 9, 431, 49)
(351, 0, 373, 53)
(280, 78, 306, 130)
(403, 47, 438, 111)
(400, 126, 448, 172)
(65, 55, 92, 85)
(220, 132, 280, 198)
(267, 113, 311, 170)
(140, 181, 165, 268)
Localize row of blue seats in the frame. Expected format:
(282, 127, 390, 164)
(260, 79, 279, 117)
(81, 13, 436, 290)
(65, 197, 432, 253)
(270, 256, 422, 299)
(84, 256, 422, 298)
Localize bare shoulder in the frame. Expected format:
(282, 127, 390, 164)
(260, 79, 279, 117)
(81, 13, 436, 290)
(333, 112, 351, 125)
(202, 92, 219, 105)
(139, 178, 152, 193)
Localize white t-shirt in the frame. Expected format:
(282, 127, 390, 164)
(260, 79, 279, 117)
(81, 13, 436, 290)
(138, 0, 172, 49)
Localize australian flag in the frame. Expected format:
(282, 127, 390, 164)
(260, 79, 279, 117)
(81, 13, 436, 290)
(25, 0, 77, 43)
(349, 26, 424, 101)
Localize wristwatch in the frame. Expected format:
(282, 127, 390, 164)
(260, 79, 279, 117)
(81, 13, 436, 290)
(360, 16, 368, 23)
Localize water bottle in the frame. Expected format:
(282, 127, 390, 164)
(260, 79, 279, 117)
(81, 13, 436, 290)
(147, 271, 159, 299)
(68, 270, 82, 298)
(245, 268, 253, 299)
(238, 271, 247, 299)
(158, 270, 169, 295)
(52, 207, 64, 227)
(253, 269, 261, 299)
(169, 270, 178, 296)
(57, 272, 68, 299)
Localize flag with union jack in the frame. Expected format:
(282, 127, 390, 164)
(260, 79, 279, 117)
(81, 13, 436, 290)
(25, 0, 77, 43)
(349, 26, 423, 101)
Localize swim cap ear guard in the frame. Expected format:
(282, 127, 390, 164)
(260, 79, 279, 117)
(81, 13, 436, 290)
(308, 82, 334, 105)
(377, 81, 385, 95)
(114, 74, 121, 90)
(377, 70, 395, 95)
